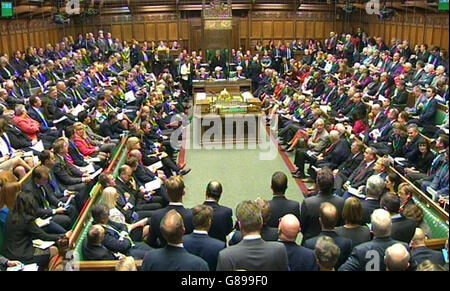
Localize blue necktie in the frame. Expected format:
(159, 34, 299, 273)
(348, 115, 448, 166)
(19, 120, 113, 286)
(1, 134, 13, 155)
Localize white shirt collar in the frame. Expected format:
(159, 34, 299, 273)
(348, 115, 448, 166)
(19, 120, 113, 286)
(169, 202, 183, 206)
(193, 230, 208, 235)
(243, 234, 262, 240)
(204, 199, 217, 203)
(167, 243, 184, 248)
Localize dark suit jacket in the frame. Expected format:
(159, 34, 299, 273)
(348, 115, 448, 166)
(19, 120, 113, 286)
(216, 238, 289, 271)
(5, 125, 33, 150)
(404, 135, 424, 164)
(53, 154, 83, 187)
(300, 193, 345, 241)
(267, 196, 301, 228)
(203, 201, 233, 243)
(339, 237, 407, 271)
(141, 245, 209, 271)
(303, 230, 353, 269)
(23, 181, 60, 219)
(115, 178, 138, 209)
(147, 204, 194, 248)
(183, 232, 226, 271)
(229, 225, 279, 246)
(411, 246, 445, 267)
(320, 138, 351, 169)
(361, 198, 380, 225)
(83, 243, 116, 261)
(337, 153, 363, 177)
(419, 97, 438, 127)
(2, 214, 59, 263)
(391, 215, 417, 243)
(348, 160, 376, 188)
(101, 220, 133, 254)
(282, 241, 318, 271)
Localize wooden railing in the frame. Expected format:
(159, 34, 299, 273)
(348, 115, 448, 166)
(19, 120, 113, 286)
(78, 260, 143, 271)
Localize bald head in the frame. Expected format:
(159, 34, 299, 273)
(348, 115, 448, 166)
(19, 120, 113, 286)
(87, 224, 105, 246)
(160, 209, 185, 244)
(319, 202, 338, 230)
(278, 214, 300, 242)
(206, 181, 223, 201)
(385, 243, 410, 271)
(411, 228, 426, 248)
(129, 149, 142, 159)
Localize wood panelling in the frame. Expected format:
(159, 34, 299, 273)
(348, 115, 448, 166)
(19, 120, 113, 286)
(180, 20, 189, 39)
(251, 21, 261, 38)
(111, 24, 122, 41)
(157, 23, 167, 41)
(305, 21, 314, 39)
(122, 24, 132, 42)
(240, 19, 248, 39)
(133, 23, 145, 42)
(145, 23, 156, 41)
(262, 21, 272, 39)
(273, 21, 283, 38)
(284, 21, 294, 39)
(296, 21, 305, 39)
(168, 23, 178, 40)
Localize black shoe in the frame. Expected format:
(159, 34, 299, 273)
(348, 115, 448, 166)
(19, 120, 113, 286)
(292, 171, 306, 179)
(290, 169, 298, 174)
(180, 168, 191, 175)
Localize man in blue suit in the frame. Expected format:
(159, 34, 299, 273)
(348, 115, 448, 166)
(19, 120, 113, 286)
(183, 205, 226, 271)
(141, 210, 209, 271)
(278, 214, 318, 271)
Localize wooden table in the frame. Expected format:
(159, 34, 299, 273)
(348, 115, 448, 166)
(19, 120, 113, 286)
(192, 79, 252, 98)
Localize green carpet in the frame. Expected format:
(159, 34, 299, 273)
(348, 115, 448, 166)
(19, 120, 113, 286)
(182, 127, 305, 211)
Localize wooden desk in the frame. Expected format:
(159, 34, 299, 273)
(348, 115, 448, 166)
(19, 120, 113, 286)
(192, 79, 252, 96)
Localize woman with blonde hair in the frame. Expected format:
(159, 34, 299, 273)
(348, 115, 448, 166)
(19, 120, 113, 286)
(73, 122, 110, 159)
(101, 187, 149, 242)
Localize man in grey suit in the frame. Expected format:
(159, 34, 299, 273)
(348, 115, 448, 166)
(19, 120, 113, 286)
(216, 200, 289, 271)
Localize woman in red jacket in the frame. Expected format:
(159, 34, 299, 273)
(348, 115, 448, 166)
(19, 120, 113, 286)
(73, 122, 109, 159)
(12, 105, 40, 141)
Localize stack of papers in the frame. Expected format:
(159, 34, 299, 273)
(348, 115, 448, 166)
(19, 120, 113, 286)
(144, 178, 162, 192)
(147, 161, 163, 173)
(32, 240, 55, 250)
(125, 91, 136, 103)
(348, 186, 366, 199)
(7, 263, 38, 271)
(79, 164, 96, 174)
(70, 104, 86, 117)
(31, 140, 44, 152)
(35, 217, 51, 228)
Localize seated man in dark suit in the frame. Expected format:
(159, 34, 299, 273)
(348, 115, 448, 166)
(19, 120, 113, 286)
(141, 209, 209, 271)
(146, 176, 194, 248)
(279, 214, 318, 271)
(314, 236, 341, 271)
(267, 171, 300, 228)
(303, 202, 353, 269)
(91, 203, 152, 260)
(23, 166, 77, 233)
(381, 193, 417, 244)
(334, 147, 377, 196)
(300, 168, 345, 241)
(202, 181, 233, 243)
(183, 205, 226, 271)
(339, 209, 408, 271)
(230, 198, 278, 245)
(52, 138, 91, 210)
(410, 228, 445, 267)
(331, 141, 364, 189)
(361, 175, 385, 225)
(83, 224, 117, 261)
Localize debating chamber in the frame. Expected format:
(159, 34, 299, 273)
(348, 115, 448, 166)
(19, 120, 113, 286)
(0, 0, 448, 274)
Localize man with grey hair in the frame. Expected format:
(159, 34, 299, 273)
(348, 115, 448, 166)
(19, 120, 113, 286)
(315, 236, 341, 271)
(339, 209, 407, 271)
(361, 175, 385, 224)
(385, 243, 411, 271)
(216, 200, 288, 271)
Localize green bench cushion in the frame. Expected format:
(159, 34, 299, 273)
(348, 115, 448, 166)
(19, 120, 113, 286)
(413, 197, 449, 239)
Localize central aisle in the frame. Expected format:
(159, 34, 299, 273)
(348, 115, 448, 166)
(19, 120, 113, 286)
(181, 126, 305, 210)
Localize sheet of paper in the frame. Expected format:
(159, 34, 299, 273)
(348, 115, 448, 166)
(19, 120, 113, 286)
(53, 116, 68, 124)
(22, 151, 34, 157)
(348, 187, 366, 199)
(35, 217, 51, 228)
(64, 195, 74, 207)
(70, 104, 85, 117)
(125, 91, 136, 103)
(196, 92, 206, 101)
(31, 140, 44, 152)
(147, 161, 163, 172)
(80, 164, 96, 174)
(22, 264, 39, 271)
(32, 239, 55, 250)
(145, 178, 162, 192)
(87, 157, 101, 163)
(90, 168, 103, 180)
(320, 105, 329, 113)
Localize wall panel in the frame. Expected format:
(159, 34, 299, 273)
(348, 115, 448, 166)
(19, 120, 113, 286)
(262, 21, 272, 39)
(111, 24, 122, 41)
(122, 24, 133, 42)
(296, 21, 305, 39)
(273, 21, 283, 38)
(157, 23, 167, 41)
(145, 23, 156, 41)
(133, 23, 145, 42)
(251, 21, 261, 38)
(168, 23, 178, 40)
